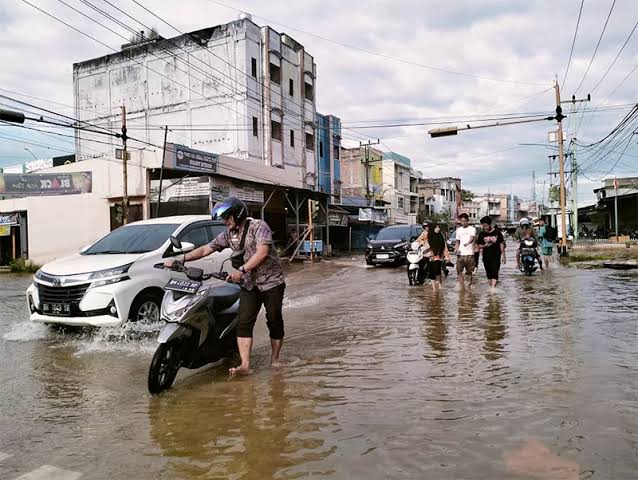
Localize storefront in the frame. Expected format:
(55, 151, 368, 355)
(0, 212, 28, 266)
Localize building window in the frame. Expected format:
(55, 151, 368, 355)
(334, 145, 340, 159)
(289, 79, 294, 96)
(304, 81, 314, 101)
(251, 58, 257, 78)
(252, 117, 258, 137)
(440, 189, 445, 196)
(271, 120, 282, 141)
(290, 130, 295, 148)
(319, 141, 324, 157)
(397, 197, 404, 209)
(270, 63, 281, 84)
(305, 133, 315, 151)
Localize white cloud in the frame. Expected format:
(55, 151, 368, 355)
(1, 0, 638, 206)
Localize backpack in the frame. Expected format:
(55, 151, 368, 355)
(544, 225, 557, 242)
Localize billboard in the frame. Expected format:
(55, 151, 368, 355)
(0, 172, 92, 196)
(164, 144, 218, 174)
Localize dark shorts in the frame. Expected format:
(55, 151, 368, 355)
(456, 255, 475, 274)
(483, 256, 501, 280)
(429, 260, 442, 278)
(237, 283, 286, 339)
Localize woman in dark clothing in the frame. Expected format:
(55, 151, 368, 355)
(428, 223, 449, 290)
(476, 216, 507, 288)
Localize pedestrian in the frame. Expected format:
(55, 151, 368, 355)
(454, 213, 477, 287)
(476, 216, 506, 288)
(427, 223, 449, 290)
(164, 197, 286, 377)
(537, 218, 555, 269)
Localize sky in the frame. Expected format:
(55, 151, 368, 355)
(1, 0, 638, 206)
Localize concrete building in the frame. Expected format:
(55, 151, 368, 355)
(315, 113, 341, 201)
(418, 177, 462, 219)
(578, 177, 638, 236)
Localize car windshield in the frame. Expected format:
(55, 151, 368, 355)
(83, 224, 179, 255)
(376, 227, 411, 241)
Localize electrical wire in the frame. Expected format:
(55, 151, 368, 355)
(562, 0, 585, 89)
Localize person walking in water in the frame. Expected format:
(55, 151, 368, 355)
(537, 217, 556, 269)
(476, 216, 506, 288)
(454, 213, 477, 287)
(427, 223, 449, 290)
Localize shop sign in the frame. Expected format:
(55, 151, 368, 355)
(0, 172, 92, 196)
(150, 177, 211, 202)
(0, 225, 10, 236)
(0, 213, 19, 225)
(166, 144, 218, 174)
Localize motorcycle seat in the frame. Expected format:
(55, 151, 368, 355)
(207, 284, 241, 312)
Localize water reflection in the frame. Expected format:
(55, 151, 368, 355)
(483, 293, 507, 361)
(423, 290, 448, 357)
(148, 371, 335, 479)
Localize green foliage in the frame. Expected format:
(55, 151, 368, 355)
(417, 209, 451, 225)
(9, 257, 41, 273)
(461, 189, 475, 201)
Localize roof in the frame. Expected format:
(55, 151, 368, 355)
(126, 215, 213, 226)
(383, 151, 411, 167)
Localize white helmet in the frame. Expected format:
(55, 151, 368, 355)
(519, 217, 530, 226)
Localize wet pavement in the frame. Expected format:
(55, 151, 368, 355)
(1, 251, 637, 479)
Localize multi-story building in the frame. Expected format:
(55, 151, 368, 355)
(315, 113, 341, 202)
(418, 177, 462, 219)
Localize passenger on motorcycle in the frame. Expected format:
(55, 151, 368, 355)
(517, 229, 544, 272)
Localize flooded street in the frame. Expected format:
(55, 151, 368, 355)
(1, 252, 637, 479)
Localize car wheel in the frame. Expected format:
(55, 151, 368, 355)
(366, 258, 374, 266)
(130, 291, 162, 323)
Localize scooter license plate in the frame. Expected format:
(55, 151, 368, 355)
(165, 279, 202, 294)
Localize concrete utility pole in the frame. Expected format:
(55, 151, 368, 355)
(614, 178, 619, 241)
(554, 81, 590, 255)
(121, 105, 129, 225)
(570, 140, 579, 241)
(360, 139, 380, 206)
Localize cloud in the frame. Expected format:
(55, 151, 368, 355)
(1, 0, 638, 207)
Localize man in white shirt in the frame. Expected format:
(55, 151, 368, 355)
(455, 213, 477, 286)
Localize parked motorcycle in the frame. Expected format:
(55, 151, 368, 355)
(148, 237, 241, 395)
(406, 241, 429, 286)
(519, 238, 539, 276)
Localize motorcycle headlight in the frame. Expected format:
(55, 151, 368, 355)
(88, 263, 133, 289)
(161, 290, 206, 322)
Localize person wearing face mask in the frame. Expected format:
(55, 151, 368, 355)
(427, 223, 449, 290)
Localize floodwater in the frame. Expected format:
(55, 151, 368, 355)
(1, 250, 637, 479)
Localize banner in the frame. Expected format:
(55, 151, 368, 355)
(0, 225, 10, 237)
(0, 172, 92, 196)
(0, 213, 19, 225)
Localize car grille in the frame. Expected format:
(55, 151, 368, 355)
(37, 283, 90, 312)
(372, 245, 394, 253)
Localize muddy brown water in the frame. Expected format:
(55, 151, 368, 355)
(0, 252, 636, 479)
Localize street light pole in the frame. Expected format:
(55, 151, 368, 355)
(24, 148, 38, 160)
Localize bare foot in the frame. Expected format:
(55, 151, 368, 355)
(228, 365, 252, 379)
(271, 360, 282, 368)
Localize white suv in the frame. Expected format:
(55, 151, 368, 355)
(26, 215, 231, 327)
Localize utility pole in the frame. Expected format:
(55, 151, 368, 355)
(121, 105, 129, 225)
(614, 177, 619, 241)
(360, 139, 380, 206)
(570, 140, 578, 241)
(554, 81, 590, 255)
(155, 125, 168, 218)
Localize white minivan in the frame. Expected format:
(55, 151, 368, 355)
(26, 215, 231, 327)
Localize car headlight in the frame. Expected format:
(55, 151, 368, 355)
(88, 263, 133, 289)
(161, 290, 206, 322)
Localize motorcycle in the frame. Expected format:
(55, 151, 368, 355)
(406, 241, 429, 286)
(520, 238, 539, 276)
(148, 236, 241, 395)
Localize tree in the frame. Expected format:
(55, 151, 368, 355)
(417, 209, 451, 225)
(461, 189, 475, 202)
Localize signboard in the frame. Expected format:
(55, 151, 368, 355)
(150, 176, 211, 202)
(165, 144, 218, 174)
(358, 208, 387, 224)
(0, 172, 92, 196)
(1, 165, 24, 174)
(211, 178, 264, 203)
(0, 214, 19, 225)
(25, 159, 53, 173)
(548, 130, 567, 143)
(53, 154, 76, 167)
(115, 149, 131, 161)
(0, 225, 10, 237)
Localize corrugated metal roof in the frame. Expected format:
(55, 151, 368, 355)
(383, 151, 411, 167)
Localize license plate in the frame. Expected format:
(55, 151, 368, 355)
(42, 303, 71, 316)
(376, 254, 390, 260)
(165, 278, 202, 294)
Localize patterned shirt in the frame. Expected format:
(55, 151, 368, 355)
(208, 218, 285, 292)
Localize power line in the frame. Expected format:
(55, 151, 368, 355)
(205, 0, 545, 87)
(562, 0, 585, 89)
(573, 0, 616, 94)
(589, 17, 638, 94)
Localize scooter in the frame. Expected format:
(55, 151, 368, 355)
(148, 237, 241, 395)
(520, 238, 539, 277)
(406, 241, 429, 286)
